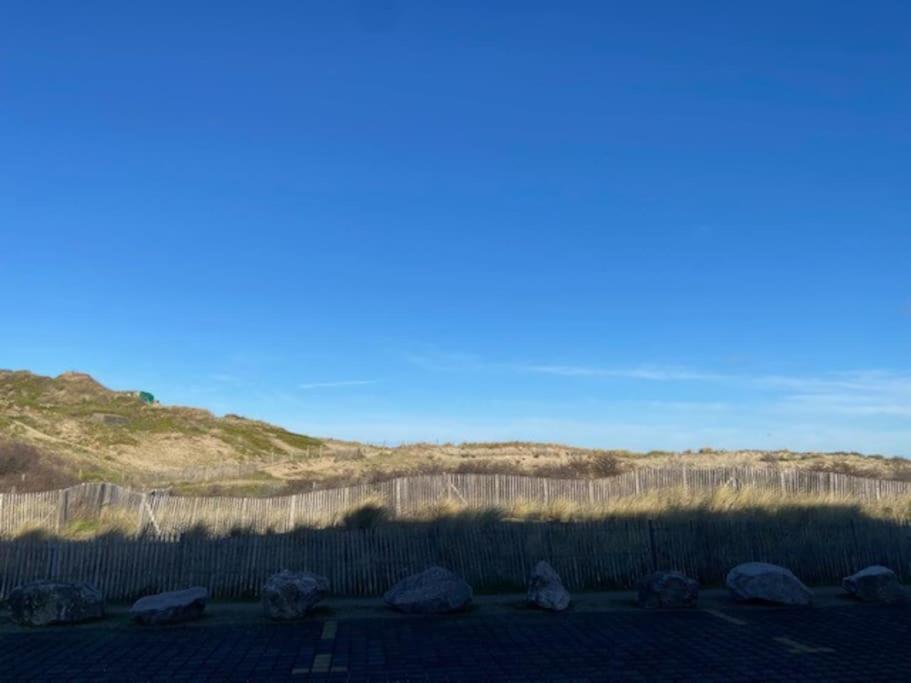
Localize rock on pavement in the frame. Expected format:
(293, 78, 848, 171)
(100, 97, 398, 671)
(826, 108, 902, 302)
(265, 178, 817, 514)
(637, 570, 699, 608)
(384, 566, 473, 614)
(8, 580, 105, 627)
(130, 587, 209, 625)
(726, 562, 813, 606)
(262, 570, 330, 620)
(843, 565, 903, 603)
(527, 560, 571, 611)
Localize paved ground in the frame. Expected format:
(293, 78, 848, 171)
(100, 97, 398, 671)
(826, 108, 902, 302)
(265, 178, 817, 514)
(1, 592, 909, 682)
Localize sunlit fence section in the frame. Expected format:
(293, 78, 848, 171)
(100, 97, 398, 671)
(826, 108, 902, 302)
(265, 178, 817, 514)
(2, 467, 910, 538)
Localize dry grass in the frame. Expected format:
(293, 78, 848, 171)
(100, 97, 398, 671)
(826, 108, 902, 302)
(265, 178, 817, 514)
(10, 506, 139, 541)
(0, 438, 78, 492)
(307, 486, 911, 533)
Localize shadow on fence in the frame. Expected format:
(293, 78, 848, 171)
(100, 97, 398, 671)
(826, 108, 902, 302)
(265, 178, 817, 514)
(1, 503, 908, 601)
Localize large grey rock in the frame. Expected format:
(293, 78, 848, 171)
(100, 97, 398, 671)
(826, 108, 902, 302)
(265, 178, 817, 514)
(527, 561, 571, 611)
(262, 570, 329, 620)
(843, 566, 902, 603)
(384, 566, 472, 614)
(130, 587, 208, 625)
(726, 562, 812, 606)
(8, 580, 105, 626)
(637, 570, 699, 608)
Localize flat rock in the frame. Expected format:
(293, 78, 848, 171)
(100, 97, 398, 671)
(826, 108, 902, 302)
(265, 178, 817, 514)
(527, 560, 571, 611)
(726, 562, 813, 606)
(262, 570, 330, 620)
(637, 570, 699, 608)
(130, 587, 208, 625)
(384, 566, 472, 614)
(8, 580, 105, 626)
(843, 566, 902, 603)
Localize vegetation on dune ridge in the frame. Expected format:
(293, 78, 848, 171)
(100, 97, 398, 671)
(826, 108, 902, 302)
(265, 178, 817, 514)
(0, 369, 322, 491)
(2, 368, 910, 496)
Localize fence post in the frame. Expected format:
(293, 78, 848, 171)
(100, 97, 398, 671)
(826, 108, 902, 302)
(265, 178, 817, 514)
(56, 490, 68, 533)
(647, 519, 658, 571)
(46, 540, 60, 579)
(137, 494, 146, 534)
(850, 518, 860, 564)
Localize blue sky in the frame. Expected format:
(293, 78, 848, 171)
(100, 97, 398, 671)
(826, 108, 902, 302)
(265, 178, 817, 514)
(1, 2, 909, 455)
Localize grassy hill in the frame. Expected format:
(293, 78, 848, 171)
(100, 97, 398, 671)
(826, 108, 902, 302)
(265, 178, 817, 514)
(2, 369, 909, 496)
(0, 369, 321, 491)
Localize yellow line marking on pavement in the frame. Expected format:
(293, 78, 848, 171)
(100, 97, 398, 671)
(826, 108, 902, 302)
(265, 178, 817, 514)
(311, 654, 333, 672)
(321, 620, 337, 640)
(703, 609, 747, 625)
(291, 624, 338, 674)
(774, 637, 835, 654)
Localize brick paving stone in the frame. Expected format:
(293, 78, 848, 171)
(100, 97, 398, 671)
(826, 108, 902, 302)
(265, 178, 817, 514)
(0, 604, 909, 681)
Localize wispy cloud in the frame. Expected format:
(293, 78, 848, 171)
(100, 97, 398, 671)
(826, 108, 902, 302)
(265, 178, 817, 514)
(405, 352, 725, 381)
(780, 393, 911, 417)
(519, 364, 727, 382)
(298, 380, 378, 390)
(406, 350, 911, 422)
(767, 371, 911, 418)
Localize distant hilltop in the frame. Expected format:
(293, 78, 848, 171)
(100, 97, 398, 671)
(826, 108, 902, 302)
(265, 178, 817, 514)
(0, 369, 321, 492)
(1, 369, 907, 497)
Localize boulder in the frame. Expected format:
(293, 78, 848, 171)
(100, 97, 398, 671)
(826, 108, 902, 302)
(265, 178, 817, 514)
(262, 570, 330, 620)
(130, 587, 208, 625)
(527, 560, 571, 611)
(726, 562, 812, 606)
(384, 566, 472, 614)
(843, 566, 902, 603)
(8, 580, 105, 626)
(637, 570, 699, 609)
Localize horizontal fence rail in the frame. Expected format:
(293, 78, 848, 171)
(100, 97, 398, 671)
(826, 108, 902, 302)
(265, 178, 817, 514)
(0, 516, 908, 601)
(2, 467, 910, 539)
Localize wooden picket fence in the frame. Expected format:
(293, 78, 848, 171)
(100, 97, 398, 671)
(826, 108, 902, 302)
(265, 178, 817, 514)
(2, 466, 910, 538)
(1, 515, 908, 600)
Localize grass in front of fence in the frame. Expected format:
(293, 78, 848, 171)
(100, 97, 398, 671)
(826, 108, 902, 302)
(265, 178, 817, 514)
(346, 487, 911, 528)
(9, 485, 911, 541)
(10, 506, 139, 541)
(515, 486, 911, 523)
